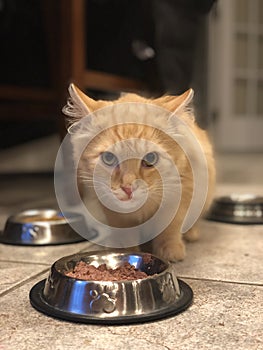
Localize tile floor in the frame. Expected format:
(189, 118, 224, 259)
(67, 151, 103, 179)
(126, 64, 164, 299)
(0, 135, 262, 350)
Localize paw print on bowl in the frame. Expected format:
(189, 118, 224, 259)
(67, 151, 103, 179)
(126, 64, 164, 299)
(157, 272, 180, 303)
(89, 284, 118, 314)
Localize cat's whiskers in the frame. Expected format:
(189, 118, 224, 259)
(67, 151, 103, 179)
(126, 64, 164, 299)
(78, 173, 108, 184)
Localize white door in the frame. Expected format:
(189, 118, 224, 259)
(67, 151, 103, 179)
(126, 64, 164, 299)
(208, 0, 263, 151)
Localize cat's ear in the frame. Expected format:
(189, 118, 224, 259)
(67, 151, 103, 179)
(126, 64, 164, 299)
(62, 83, 105, 125)
(156, 89, 194, 115)
(173, 89, 194, 114)
(62, 84, 90, 120)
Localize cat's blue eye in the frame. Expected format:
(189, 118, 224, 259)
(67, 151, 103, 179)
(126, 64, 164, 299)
(101, 152, 118, 167)
(142, 152, 159, 167)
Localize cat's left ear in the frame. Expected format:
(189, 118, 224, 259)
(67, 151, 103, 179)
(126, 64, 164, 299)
(157, 89, 194, 115)
(173, 89, 194, 114)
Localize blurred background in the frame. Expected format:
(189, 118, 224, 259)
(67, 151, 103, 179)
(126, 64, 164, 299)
(0, 0, 262, 174)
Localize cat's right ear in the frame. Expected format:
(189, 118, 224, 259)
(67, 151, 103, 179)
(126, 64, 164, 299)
(62, 84, 96, 127)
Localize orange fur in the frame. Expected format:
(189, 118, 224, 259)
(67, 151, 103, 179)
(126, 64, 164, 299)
(63, 84, 215, 261)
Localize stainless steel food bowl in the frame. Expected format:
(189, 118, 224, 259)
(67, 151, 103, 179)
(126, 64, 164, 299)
(30, 251, 193, 324)
(206, 194, 263, 224)
(0, 209, 88, 245)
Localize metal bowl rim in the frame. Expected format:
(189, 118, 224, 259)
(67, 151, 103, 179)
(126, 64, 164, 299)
(6, 208, 83, 225)
(51, 250, 170, 283)
(214, 194, 263, 205)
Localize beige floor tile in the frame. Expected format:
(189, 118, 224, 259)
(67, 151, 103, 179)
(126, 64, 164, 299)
(0, 241, 94, 265)
(0, 261, 48, 296)
(178, 219, 263, 284)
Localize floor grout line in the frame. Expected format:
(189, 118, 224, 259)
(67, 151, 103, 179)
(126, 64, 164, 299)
(178, 275, 263, 287)
(0, 268, 49, 298)
(0, 259, 50, 266)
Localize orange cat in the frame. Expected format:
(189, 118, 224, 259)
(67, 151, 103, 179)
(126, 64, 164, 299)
(63, 84, 215, 261)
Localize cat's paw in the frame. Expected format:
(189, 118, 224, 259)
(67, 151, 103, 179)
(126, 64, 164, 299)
(153, 240, 186, 262)
(184, 227, 199, 242)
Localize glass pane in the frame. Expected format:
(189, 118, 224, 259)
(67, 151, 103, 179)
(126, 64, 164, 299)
(234, 79, 248, 115)
(258, 35, 263, 69)
(235, 33, 249, 69)
(235, 0, 249, 23)
(257, 81, 263, 115)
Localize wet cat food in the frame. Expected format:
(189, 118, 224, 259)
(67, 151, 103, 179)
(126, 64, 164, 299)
(65, 261, 148, 281)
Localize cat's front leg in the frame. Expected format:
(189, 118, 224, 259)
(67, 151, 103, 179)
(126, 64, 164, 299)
(183, 224, 200, 242)
(152, 227, 186, 262)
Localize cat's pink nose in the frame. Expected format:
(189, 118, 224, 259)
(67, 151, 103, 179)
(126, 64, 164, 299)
(121, 186, 132, 198)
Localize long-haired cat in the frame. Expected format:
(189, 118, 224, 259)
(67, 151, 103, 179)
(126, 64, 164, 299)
(63, 84, 215, 261)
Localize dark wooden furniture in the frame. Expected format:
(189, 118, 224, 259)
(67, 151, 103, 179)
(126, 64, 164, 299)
(0, 0, 146, 127)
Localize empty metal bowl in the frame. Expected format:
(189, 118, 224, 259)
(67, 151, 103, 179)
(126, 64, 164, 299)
(206, 194, 263, 224)
(0, 209, 88, 245)
(29, 251, 193, 324)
